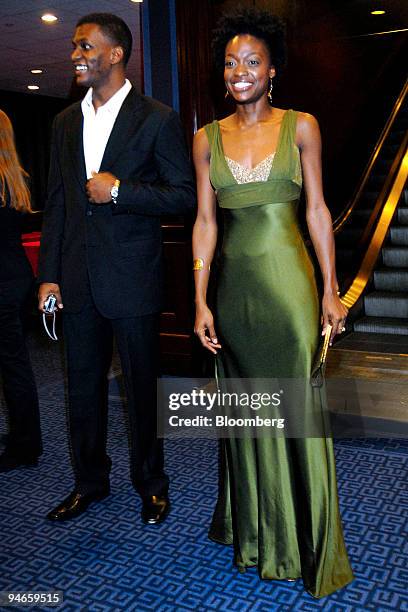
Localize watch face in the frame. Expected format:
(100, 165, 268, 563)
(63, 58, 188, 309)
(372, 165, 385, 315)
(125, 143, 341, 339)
(111, 186, 118, 198)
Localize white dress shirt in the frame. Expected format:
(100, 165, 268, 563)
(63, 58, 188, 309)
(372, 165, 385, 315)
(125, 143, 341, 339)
(81, 79, 132, 180)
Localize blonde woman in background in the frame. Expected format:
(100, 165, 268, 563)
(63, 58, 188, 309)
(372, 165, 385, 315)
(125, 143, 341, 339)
(0, 109, 42, 472)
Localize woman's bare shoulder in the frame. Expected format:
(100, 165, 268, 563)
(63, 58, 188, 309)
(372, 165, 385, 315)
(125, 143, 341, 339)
(295, 111, 320, 130)
(194, 126, 209, 141)
(193, 127, 210, 160)
(294, 111, 321, 147)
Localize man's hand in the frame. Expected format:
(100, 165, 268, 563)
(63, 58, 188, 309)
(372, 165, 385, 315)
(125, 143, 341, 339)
(86, 172, 117, 204)
(38, 283, 63, 311)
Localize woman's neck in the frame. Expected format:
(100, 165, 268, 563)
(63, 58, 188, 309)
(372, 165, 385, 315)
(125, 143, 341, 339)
(233, 99, 274, 128)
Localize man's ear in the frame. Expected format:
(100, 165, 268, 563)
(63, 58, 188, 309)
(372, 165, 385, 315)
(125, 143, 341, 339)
(111, 46, 124, 65)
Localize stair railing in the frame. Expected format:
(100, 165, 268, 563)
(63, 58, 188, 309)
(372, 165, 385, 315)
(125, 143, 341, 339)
(333, 77, 408, 235)
(358, 130, 408, 248)
(341, 149, 408, 309)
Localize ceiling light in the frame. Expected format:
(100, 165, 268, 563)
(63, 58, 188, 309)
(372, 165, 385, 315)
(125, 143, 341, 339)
(31, 69, 43, 74)
(371, 10, 385, 15)
(41, 13, 58, 23)
(27, 85, 40, 90)
(130, 1, 143, 3)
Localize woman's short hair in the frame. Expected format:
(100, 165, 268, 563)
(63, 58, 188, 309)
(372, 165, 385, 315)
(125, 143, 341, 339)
(212, 7, 286, 72)
(76, 13, 133, 65)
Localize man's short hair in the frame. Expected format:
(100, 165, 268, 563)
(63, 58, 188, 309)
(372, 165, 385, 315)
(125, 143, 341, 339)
(76, 13, 133, 65)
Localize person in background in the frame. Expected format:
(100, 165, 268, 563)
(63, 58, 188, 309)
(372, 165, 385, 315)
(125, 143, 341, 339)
(0, 109, 42, 472)
(38, 13, 195, 523)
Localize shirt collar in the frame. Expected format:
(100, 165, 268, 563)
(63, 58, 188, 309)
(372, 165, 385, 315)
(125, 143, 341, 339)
(82, 79, 132, 115)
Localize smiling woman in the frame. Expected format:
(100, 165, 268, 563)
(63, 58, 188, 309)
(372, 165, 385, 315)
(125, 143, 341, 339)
(224, 34, 275, 110)
(192, 7, 353, 599)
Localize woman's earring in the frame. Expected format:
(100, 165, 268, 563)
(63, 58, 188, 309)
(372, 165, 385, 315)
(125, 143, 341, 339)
(267, 78, 273, 105)
(225, 89, 230, 99)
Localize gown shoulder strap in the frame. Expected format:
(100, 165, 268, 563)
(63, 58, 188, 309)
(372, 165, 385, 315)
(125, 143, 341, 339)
(271, 109, 302, 186)
(203, 120, 220, 153)
(282, 109, 298, 147)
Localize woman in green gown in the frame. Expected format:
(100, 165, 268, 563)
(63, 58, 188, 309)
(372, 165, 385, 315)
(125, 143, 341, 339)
(192, 8, 354, 599)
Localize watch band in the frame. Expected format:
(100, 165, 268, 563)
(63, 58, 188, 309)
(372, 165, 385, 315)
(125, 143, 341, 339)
(110, 179, 120, 204)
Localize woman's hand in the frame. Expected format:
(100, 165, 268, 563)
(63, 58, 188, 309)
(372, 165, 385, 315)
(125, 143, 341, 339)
(194, 304, 222, 354)
(321, 291, 348, 344)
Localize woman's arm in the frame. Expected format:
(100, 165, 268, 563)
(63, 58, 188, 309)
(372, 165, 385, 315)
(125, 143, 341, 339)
(297, 112, 348, 342)
(192, 128, 221, 354)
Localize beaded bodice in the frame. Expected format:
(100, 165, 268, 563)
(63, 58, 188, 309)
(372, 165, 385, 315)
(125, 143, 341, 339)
(225, 153, 276, 184)
(204, 110, 303, 210)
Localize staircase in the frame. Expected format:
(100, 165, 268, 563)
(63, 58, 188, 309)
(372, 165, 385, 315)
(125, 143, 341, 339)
(328, 85, 408, 433)
(336, 100, 408, 285)
(353, 190, 408, 336)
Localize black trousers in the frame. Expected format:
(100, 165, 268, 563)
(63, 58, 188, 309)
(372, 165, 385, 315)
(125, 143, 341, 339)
(62, 289, 168, 498)
(0, 276, 42, 458)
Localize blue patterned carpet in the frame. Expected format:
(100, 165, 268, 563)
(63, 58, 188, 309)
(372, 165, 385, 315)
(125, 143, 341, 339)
(0, 330, 407, 611)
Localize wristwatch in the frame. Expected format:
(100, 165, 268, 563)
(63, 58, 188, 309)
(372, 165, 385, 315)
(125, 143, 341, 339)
(110, 179, 120, 205)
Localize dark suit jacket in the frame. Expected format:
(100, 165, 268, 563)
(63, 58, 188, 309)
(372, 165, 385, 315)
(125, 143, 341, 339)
(38, 88, 196, 318)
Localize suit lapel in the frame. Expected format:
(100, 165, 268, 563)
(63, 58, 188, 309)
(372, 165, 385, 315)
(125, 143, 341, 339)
(99, 88, 144, 172)
(66, 105, 87, 194)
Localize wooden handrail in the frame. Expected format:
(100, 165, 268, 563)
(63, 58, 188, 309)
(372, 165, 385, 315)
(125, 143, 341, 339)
(333, 77, 408, 234)
(341, 149, 408, 309)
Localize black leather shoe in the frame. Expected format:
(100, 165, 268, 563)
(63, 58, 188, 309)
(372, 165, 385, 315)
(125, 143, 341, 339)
(47, 489, 109, 521)
(141, 495, 170, 525)
(0, 452, 38, 473)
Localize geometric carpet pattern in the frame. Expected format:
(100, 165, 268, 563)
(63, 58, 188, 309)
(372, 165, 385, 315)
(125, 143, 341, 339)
(0, 330, 407, 611)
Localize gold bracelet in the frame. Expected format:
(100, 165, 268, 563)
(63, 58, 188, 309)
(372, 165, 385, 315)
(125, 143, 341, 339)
(193, 258, 204, 271)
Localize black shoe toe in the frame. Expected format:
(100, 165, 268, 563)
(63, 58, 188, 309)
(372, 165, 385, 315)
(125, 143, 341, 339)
(47, 489, 109, 521)
(141, 496, 170, 525)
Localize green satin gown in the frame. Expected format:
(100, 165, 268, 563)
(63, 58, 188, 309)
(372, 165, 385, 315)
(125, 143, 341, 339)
(204, 110, 354, 598)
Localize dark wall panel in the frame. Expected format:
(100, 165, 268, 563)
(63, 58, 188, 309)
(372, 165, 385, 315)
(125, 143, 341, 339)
(0, 90, 69, 217)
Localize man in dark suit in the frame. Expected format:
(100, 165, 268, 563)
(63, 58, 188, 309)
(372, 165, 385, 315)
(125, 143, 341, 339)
(38, 13, 195, 523)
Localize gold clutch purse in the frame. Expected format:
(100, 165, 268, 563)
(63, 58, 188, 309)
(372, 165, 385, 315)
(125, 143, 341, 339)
(311, 324, 332, 388)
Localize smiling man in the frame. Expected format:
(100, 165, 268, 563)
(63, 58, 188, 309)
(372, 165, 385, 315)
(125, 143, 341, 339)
(38, 13, 195, 523)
